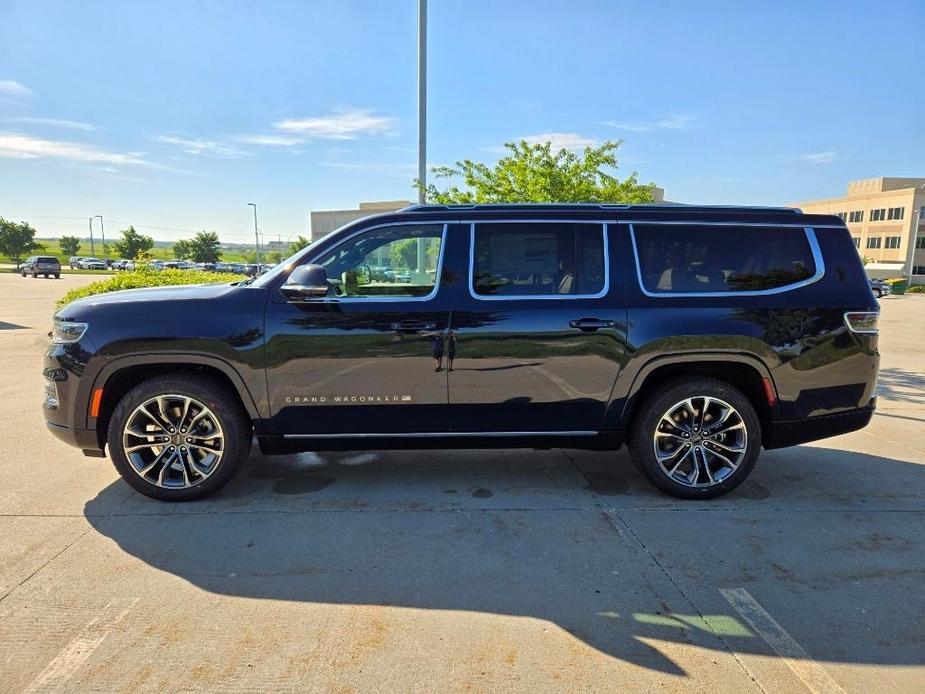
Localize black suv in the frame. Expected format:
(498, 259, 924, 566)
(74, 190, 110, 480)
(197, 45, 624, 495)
(21, 255, 61, 278)
(44, 204, 879, 501)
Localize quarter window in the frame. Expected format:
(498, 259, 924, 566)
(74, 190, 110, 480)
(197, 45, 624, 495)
(312, 223, 444, 299)
(471, 222, 606, 297)
(633, 224, 817, 294)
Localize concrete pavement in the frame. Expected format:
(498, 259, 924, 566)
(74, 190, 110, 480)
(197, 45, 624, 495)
(0, 272, 923, 692)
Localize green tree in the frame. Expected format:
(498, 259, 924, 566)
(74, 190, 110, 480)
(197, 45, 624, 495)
(417, 140, 656, 204)
(289, 235, 311, 255)
(173, 239, 193, 260)
(111, 226, 154, 260)
(59, 235, 81, 257)
(188, 231, 222, 263)
(389, 238, 418, 270)
(0, 218, 40, 264)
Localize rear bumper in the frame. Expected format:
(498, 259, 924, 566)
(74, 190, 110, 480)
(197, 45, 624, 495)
(764, 398, 876, 449)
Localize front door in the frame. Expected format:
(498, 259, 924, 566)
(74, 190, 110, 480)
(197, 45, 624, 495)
(264, 222, 454, 435)
(447, 220, 627, 433)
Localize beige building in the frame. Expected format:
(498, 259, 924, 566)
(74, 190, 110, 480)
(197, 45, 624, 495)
(790, 177, 925, 284)
(309, 200, 411, 241)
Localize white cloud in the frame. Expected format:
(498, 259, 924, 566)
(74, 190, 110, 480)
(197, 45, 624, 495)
(604, 114, 694, 133)
(0, 132, 151, 166)
(274, 108, 395, 139)
(6, 117, 96, 131)
(519, 132, 596, 150)
(801, 150, 841, 164)
(233, 133, 304, 147)
(0, 80, 33, 99)
(156, 134, 248, 158)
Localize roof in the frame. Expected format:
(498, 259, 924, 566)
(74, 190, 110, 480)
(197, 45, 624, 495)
(401, 202, 802, 214)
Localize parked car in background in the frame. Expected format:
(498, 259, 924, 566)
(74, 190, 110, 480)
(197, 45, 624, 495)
(20, 256, 61, 278)
(78, 257, 107, 270)
(124, 260, 136, 271)
(68, 256, 83, 269)
(45, 202, 879, 502)
(869, 278, 891, 298)
(195, 262, 217, 272)
(112, 259, 131, 271)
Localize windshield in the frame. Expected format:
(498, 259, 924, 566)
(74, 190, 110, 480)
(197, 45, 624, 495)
(250, 223, 352, 288)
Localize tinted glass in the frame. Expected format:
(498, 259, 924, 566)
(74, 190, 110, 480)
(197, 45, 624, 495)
(313, 223, 443, 299)
(472, 222, 605, 297)
(634, 224, 816, 293)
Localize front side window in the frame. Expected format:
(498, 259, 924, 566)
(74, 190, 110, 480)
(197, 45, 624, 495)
(312, 223, 444, 299)
(471, 222, 606, 297)
(633, 224, 818, 294)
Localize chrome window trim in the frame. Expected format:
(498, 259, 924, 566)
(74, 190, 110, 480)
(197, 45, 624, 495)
(618, 220, 845, 229)
(298, 221, 449, 304)
(466, 220, 610, 301)
(628, 223, 826, 298)
(283, 430, 597, 439)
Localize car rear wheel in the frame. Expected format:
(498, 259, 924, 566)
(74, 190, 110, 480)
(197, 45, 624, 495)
(629, 377, 762, 499)
(108, 374, 252, 501)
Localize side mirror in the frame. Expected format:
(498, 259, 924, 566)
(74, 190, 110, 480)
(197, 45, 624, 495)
(281, 264, 329, 300)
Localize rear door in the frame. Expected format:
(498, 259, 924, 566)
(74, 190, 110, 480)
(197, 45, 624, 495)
(446, 219, 627, 433)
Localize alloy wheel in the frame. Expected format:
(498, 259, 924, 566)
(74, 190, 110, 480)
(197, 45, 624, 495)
(652, 395, 747, 488)
(122, 394, 225, 488)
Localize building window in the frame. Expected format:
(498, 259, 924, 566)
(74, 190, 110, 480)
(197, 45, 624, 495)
(848, 210, 864, 223)
(866, 237, 882, 249)
(472, 222, 606, 297)
(884, 236, 902, 249)
(920, 205, 925, 220)
(836, 211, 847, 221)
(915, 236, 925, 249)
(870, 208, 886, 222)
(853, 237, 861, 248)
(633, 224, 816, 293)
(913, 266, 925, 275)
(887, 207, 905, 221)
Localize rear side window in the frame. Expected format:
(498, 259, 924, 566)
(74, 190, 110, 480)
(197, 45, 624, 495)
(471, 222, 606, 297)
(633, 224, 818, 294)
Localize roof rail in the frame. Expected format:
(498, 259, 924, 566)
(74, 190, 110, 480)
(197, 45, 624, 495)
(400, 202, 801, 214)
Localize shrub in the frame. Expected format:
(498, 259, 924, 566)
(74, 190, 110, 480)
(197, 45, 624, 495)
(908, 285, 925, 294)
(56, 267, 246, 309)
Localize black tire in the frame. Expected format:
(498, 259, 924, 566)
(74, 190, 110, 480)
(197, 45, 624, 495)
(874, 288, 882, 298)
(54, 273, 60, 279)
(31, 271, 37, 278)
(628, 377, 762, 499)
(107, 374, 252, 501)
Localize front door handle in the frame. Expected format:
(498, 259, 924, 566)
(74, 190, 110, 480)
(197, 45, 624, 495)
(391, 320, 438, 333)
(569, 318, 615, 332)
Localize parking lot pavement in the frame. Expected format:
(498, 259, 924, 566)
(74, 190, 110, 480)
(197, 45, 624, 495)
(0, 271, 923, 692)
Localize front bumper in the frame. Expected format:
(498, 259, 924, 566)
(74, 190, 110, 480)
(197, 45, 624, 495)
(764, 398, 876, 449)
(45, 421, 106, 456)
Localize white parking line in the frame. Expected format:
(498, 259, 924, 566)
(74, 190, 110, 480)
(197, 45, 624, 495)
(24, 598, 139, 693)
(720, 588, 845, 694)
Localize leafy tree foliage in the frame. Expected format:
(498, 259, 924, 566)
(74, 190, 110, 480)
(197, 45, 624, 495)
(111, 226, 154, 260)
(0, 218, 40, 264)
(59, 235, 82, 257)
(189, 231, 222, 263)
(417, 140, 656, 204)
(289, 235, 311, 255)
(173, 239, 193, 260)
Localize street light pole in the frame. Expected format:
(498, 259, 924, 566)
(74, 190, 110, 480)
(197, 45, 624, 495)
(247, 203, 260, 265)
(94, 215, 106, 259)
(88, 217, 95, 256)
(417, 0, 427, 203)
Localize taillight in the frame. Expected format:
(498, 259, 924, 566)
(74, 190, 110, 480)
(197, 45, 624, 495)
(844, 311, 879, 334)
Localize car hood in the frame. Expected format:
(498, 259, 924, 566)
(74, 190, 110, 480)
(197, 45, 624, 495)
(57, 282, 246, 318)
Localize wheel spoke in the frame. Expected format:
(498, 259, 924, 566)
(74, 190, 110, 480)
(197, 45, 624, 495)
(705, 445, 738, 471)
(125, 441, 162, 454)
(136, 406, 169, 433)
(710, 439, 746, 455)
(666, 446, 694, 477)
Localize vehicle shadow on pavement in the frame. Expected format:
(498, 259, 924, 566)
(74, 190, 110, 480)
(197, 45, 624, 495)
(82, 445, 925, 676)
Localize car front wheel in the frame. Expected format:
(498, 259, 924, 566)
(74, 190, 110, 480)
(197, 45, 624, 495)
(629, 377, 762, 499)
(108, 374, 252, 501)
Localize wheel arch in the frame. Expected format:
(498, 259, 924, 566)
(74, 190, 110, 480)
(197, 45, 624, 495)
(88, 354, 260, 450)
(619, 353, 778, 444)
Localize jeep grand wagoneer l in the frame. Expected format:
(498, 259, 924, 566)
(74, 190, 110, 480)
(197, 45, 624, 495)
(44, 203, 879, 500)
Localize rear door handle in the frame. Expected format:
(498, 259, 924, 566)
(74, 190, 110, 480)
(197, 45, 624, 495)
(569, 318, 615, 332)
(391, 320, 438, 333)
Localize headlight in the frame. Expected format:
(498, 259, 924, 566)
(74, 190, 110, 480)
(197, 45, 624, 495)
(52, 319, 88, 344)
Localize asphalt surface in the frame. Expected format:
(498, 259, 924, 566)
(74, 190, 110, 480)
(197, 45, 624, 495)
(1, 272, 923, 693)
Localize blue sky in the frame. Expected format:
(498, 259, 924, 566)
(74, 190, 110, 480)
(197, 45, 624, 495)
(1, 0, 922, 244)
